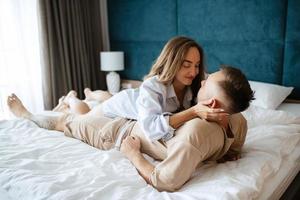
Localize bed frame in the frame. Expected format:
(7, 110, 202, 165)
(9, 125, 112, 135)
(281, 172, 300, 200)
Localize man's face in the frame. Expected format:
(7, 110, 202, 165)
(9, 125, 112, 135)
(197, 70, 229, 110)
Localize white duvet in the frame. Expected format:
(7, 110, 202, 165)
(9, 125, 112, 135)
(0, 105, 300, 200)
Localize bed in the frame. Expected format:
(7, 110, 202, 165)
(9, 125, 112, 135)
(1, 81, 300, 200)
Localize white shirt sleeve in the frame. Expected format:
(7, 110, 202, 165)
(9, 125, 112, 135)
(137, 78, 175, 141)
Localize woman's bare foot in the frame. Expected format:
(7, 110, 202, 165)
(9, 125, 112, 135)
(53, 103, 69, 113)
(63, 90, 77, 103)
(7, 94, 32, 118)
(58, 96, 66, 104)
(53, 96, 69, 112)
(53, 90, 77, 113)
(84, 88, 93, 101)
(84, 88, 112, 102)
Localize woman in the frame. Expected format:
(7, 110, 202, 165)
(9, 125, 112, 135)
(54, 36, 227, 141)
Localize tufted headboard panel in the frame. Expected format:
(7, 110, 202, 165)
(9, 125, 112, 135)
(283, 0, 300, 99)
(108, 0, 300, 99)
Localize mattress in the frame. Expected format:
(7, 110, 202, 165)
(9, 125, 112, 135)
(0, 104, 300, 200)
(255, 103, 300, 200)
(253, 103, 300, 200)
(257, 138, 300, 200)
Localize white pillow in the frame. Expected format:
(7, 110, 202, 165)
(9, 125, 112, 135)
(249, 81, 293, 110)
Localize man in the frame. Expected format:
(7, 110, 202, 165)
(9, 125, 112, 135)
(7, 66, 254, 192)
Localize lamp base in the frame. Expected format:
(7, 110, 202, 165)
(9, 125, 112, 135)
(106, 71, 120, 95)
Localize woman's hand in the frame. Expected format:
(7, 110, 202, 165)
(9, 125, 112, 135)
(193, 99, 229, 128)
(120, 136, 141, 159)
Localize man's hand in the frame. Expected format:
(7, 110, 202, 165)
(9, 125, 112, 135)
(120, 136, 154, 185)
(120, 136, 141, 160)
(193, 99, 229, 128)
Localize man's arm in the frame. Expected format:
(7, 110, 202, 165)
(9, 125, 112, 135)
(121, 117, 227, 192)
(120, 136, 154, 184)
(121, 135, 204, 192)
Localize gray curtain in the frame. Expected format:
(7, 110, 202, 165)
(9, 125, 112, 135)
(38, 0, 110, 109)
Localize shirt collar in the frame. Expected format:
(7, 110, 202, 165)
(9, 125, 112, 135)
(167, 83, 193, 102)
(184, 87, 193, 102)
(167, 83, 177, 98)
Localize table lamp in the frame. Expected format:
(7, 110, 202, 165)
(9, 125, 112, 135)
(100, 51, 124, 94)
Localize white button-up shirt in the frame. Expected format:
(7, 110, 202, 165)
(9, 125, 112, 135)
(102, 76, 193, 141)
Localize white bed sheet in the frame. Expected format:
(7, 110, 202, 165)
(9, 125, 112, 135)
(255, 102, 300, 200)
(0, 105, 300, 200)
(277, 103, 300, 117)
(257, 138, 300, 200)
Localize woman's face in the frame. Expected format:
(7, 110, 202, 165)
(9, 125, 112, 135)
(174, 47, 200, 87)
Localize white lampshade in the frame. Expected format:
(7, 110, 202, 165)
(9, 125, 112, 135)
(100, 51, 124, 71)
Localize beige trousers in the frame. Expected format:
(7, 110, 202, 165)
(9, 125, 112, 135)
(62, 114, 123, 150)
(61, 111, 247, 192)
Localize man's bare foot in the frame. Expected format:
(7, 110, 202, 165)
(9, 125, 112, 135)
(84, 88, 112, 102)
(7, 93, 32, 118)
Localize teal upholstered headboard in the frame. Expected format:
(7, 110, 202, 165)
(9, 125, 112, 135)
(108, 0, 300, 99)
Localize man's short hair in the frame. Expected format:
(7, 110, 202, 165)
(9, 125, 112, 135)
(219, 65, 255, 114)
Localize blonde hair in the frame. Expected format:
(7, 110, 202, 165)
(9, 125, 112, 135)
(144, 36, 205, 104)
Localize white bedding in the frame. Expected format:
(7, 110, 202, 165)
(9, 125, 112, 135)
(277, 103, 300, 117)
(257, 139, 300, 200)
(0, 105, 300, 200)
